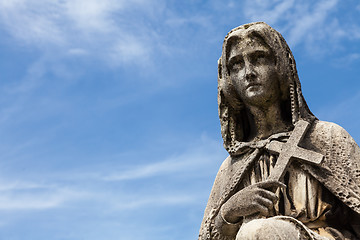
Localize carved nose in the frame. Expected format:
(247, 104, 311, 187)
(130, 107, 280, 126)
(245, 72, 256, 81)
(245, 66, 256, 81)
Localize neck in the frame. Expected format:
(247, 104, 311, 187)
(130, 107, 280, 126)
(246, 103, 291, 141)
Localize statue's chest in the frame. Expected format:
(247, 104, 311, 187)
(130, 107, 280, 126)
(235, 152, 333, 227)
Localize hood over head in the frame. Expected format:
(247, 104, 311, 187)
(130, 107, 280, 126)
(218, 22, 316, 156)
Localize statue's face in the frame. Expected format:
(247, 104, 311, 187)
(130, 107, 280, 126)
(227, 36, 280, 108)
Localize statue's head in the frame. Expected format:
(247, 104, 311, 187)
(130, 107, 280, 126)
(218, 22, 315, 154)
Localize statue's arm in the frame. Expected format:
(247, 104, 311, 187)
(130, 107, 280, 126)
(329, 122, 360, 237)
(199, 156, 283, 239)
(347, 131, 360, 238)
(348, 135, 360, 238)
(199, 157, 240, 240)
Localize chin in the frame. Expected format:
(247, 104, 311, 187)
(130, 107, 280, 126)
(244, 92, 277, 106)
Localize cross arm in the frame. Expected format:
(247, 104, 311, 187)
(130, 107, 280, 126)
(267, 140, 324, 165)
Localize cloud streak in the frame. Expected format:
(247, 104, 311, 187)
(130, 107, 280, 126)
(0, 133, 225, 214)
(111, 194, 197, 210)
(0, 179, 86, 210)
(0, 0, 161, 66)
(102, 135, 225, 181)
(241, 0, 360, 57)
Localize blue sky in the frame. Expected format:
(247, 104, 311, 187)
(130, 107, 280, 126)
(0, 0, 360, 239)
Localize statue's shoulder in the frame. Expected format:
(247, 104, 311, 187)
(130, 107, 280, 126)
(215, 153, 250, 183)
(311, 120, 353, 139)
(218, 155, 233, 172)
(213, 155, 240, 183)
(313, 119, 343, 130)
(308, 120, 359, 153)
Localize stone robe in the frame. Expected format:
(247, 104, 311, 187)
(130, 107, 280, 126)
(199, 120, 360, 240)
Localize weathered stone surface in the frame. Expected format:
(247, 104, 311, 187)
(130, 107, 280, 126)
(199, 22, 360, 240)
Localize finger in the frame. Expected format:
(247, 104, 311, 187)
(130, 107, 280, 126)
(256, 196, 274, 209)
(252, 202, 269, 217)
(257, 180, 286, 189)
(257, 188, 278, 203)
(255, 180, 286, 190)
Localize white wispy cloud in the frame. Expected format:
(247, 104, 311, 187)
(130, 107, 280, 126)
(112, 194, 196, 210)
(243, 0, 295, 26)
(285, 0, 338, 46)
(0, 57, 48, 127)
(0, 190, 74, 210)
(0, 180, 46, 191)
(3, 57, 46, 94)
(0, 134, 225, 213)
(0, 0, 66, 46)
(242, 0, 360, 57)
(63, 0, 125, 33)
(0, 175, 195, 212)
(164, 15, 211, 28)
(0, 179, 86, 210)
(102, 135, 225, 181)
(0, 0, 162, 66)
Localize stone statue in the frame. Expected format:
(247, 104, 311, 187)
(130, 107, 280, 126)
(199, 22, 360, 240)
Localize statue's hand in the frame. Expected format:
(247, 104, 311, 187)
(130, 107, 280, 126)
(220, 180, 286, 223)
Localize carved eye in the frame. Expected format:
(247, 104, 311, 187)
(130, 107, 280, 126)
(254, 52, 267, 63)
(253, 51, 274, 66)
(229, 60, 244, 72)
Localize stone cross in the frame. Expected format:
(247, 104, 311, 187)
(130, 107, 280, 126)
(244, 120, 325, 223)
(266, 120, 324, 182)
